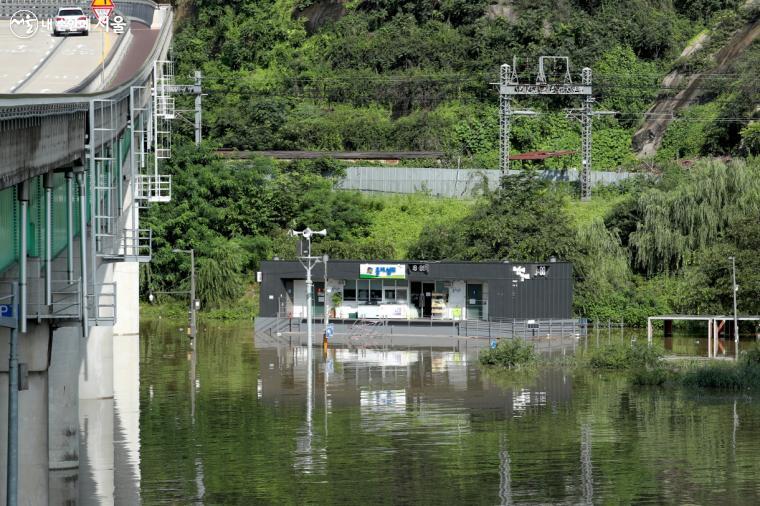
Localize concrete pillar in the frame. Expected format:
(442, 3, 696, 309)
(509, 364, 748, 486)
(79, 262, 115, 504)
(0, 323, 51, 505)
(79, 396, 114, 503)
(48, 325, 81, 504)
(113, 172, 139, 336)
(113, 332, 140, 503)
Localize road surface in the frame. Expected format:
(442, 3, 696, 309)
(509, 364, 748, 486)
(0, 21, 118, 93)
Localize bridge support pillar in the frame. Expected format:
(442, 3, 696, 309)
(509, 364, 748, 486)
(79, 261, 115, 503)
(0, 322, 52, 505)
(48, 325, 81, 503)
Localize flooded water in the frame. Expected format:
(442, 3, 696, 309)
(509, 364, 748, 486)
(139, 320, 760, 504)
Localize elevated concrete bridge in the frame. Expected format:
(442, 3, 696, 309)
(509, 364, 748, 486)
(0, 1, 176, 503)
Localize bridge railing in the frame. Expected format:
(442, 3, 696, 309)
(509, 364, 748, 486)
(0, 0, 158, 25)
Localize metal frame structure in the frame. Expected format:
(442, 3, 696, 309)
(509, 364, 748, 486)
(498, 57, 596, 200)
(647, 315, 760, 358)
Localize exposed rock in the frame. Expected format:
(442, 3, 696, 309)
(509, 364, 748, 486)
(633, 18, 760, 157)
(486, 0, 518, 22)
(679, 31, 710, 59)
(295, 1, 348, 34)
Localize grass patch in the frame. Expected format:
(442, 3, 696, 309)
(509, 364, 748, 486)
(565, 191, 629, 227)
(140, 294, 257, 321)
(365, 193, 473, 258)
(479, 339, 537, 369)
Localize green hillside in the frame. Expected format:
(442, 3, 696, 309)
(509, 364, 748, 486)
(171, 0, 760, 164)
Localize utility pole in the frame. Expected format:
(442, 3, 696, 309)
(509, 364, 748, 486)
(729, 256, 738, 346)
(167, 71, 204, 146)
(174, 248, 197, 338)
(194, 71, 202, 146)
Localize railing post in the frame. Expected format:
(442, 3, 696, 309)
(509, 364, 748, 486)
(17, 181, 28, 334)
(44, 172, 54, 307)
(75, 166, 89, 337)
(65, 171, 74, 283)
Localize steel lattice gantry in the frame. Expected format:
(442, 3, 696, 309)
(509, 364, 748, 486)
(497, 57, 595, 200)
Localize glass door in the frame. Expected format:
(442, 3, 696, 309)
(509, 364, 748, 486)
(466, 283, 483, 320)
(313, 282, 325, 316)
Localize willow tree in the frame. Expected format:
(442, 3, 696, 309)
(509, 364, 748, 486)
(196, 238, 246, 308)
(569, 217, 632, 319)
(630, 160, 760, 275)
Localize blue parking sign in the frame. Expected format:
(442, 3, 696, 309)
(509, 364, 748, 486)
(325, 325, 334, 339)
(0, 304, 16, 329)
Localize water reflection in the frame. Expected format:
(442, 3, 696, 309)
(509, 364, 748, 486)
(138, 321, 760, 504)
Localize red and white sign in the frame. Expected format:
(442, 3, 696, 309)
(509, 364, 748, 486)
(90, 0, 115, 24)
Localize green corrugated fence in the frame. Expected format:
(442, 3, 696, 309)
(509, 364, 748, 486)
(0, 173, 88, 274)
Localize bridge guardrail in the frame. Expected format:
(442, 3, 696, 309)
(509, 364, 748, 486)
(0, 3, 173, 185)
(0, 0, 158, 25)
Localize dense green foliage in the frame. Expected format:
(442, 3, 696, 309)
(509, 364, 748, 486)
(478, 338, 537, 369)
(170, 0, 759, 164)
(409, 172, 573, 261)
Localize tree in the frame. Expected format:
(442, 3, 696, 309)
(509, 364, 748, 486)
(409, 172, 574, 261)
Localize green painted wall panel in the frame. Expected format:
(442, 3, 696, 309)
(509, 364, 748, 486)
(27, 176, 44, 258)
(0, 186, 18, 272)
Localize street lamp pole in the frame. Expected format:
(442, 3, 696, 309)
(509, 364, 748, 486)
(729, 256, 738, 346)
(290, 228, 327, 367)
(190, 249, 196, 339)
(323, 254, 329, 330)
(174, 248, 197, 338)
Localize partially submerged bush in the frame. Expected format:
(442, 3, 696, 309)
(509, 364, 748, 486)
(479, 339, 537, 369)
(630, 367, 668, 386)
(587, 341, 663, 370)
(681, 362, 742, 389)
(741, 345, 760, 365)
(680, 347, 760, 390)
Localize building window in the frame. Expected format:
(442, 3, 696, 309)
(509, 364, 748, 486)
(357, 280, 369, 304)
(343, 280, 356, 301)
(370, 280, 382, 304)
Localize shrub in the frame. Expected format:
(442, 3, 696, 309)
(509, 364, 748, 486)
(741, 345, 760, 365)
(586, 341, 663, 370)
(479, 339, 537, 369)
(681, 362, 742, 389)
(630, 367, 668, 386)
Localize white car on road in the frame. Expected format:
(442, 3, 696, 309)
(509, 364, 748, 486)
(53, 7, 89, 36)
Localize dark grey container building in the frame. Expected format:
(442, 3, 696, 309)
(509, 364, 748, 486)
(258, 259, 573, 321)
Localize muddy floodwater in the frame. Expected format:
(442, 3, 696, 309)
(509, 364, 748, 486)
(139, 320, 760, 504)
